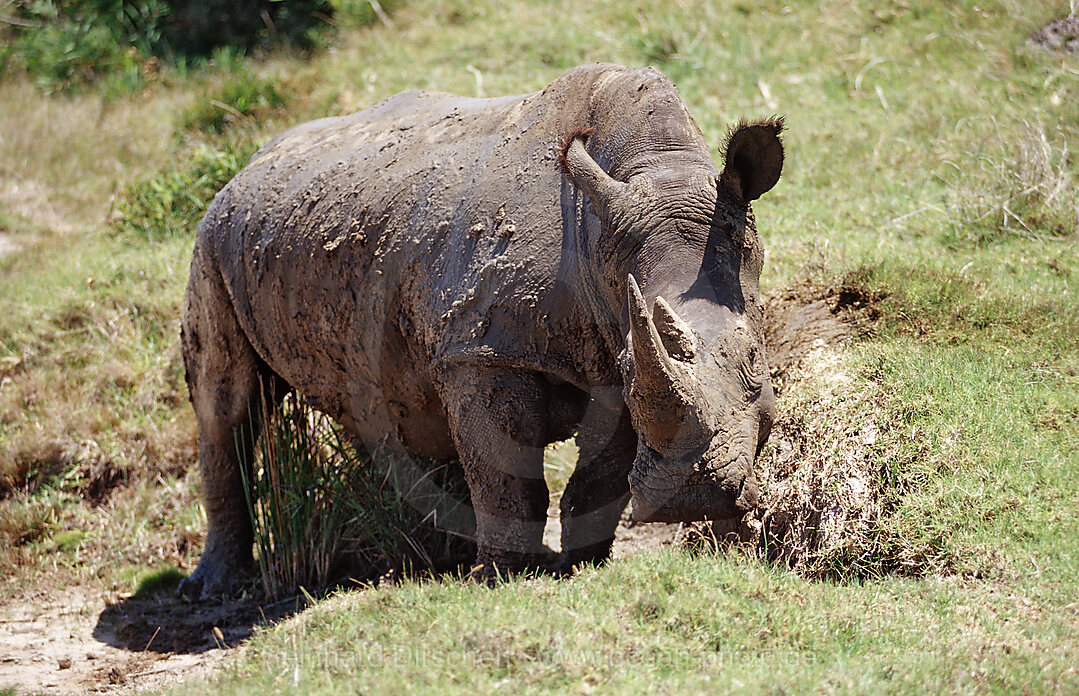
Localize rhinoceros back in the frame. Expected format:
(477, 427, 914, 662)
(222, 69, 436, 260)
(192, 83, 580, 435)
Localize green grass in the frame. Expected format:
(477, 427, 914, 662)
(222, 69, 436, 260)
(132, 565, 186, 597)
(0, 0, 1076, 692)
(194, 552, 1078, 695)
(110, 140, 257, 240)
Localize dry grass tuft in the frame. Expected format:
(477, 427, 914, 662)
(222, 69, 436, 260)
(242, 395, 475, 600)
(939, 119, 1078, 241)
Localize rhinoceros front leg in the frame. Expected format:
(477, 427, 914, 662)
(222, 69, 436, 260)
(559, 392, 635, 572)
(440, 368, 550, 578)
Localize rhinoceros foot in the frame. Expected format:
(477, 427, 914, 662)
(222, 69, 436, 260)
(469, 545, 559, 585)
(178, 550, 254, 600)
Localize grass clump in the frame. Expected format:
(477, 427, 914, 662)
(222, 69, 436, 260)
(180, 66, 291, 134)
(937, 119, 1079, 242)
(240, 394, 474, 600)
(132, 564, 185, 597)
(50, 528, 87, 552)
(109, 140, 257, 239)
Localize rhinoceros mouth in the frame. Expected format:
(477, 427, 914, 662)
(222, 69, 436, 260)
(628, 446, 757, 523)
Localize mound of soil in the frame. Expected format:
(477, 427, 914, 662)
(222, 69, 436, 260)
(1029, 16, 1079, 54)
(712, 282, 886, 576)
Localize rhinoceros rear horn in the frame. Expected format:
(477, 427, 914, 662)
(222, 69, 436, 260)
(720, 116, 785, 202)
(560, 130, 628, 220)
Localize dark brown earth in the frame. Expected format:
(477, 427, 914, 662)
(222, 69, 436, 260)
(1029, 16, 1079, 54)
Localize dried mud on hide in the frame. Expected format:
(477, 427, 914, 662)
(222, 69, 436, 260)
(1029, 16, 1079, 54)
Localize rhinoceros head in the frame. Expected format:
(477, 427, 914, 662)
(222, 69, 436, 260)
(563, 118, 784, 523)
(620, 272, 775, 523)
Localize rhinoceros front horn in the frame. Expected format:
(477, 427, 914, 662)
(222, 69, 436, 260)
(627, 275, 678, 395)
(626, 275, 701, 451)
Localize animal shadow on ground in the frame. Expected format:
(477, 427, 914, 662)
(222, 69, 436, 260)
(92, 586, 309, 655)
(92, 560, 476, 656)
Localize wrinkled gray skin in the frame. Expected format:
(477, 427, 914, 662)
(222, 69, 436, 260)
(179, 63, 783, 599)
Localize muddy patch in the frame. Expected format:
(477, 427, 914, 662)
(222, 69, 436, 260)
(764, 281, 881, 390)
(1029, 15, 1079, 54)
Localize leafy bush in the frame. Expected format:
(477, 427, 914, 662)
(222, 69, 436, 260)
(239, 395, 474, 600)
(1, 0, 166, 93)
(1, 0, 333, 92)
(157, 0, 333, 60)
(180, 66, 291, 134)
(109, 141, 256, 239)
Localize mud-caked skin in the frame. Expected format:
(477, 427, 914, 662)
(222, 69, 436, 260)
(179, 63, 784, 598)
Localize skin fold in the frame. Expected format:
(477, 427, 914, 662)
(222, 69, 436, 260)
(179, 63, 784, 599)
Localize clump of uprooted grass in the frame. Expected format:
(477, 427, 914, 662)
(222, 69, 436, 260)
(937, 118, 1078, 242)
(702, 289, 952, 580)
(239, 394, 475, 600)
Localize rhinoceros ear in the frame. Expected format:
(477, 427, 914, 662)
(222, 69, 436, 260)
(559, 129, 628, 221)
(719, 117, 785, 202)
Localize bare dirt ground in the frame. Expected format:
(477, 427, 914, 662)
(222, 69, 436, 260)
(0, 283, 876, 695)
(0, 524, 684, 695)
(0, 586, 230, 695)
(0, 179, 76, 236)
(1029, 15, 1079, 54)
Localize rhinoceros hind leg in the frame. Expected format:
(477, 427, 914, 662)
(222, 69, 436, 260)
(440, 369, 551, 580)
(179, 253, 282, 600)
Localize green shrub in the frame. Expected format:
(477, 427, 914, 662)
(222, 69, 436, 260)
(2, 0, 166, 93)
(1, 0, 334, 92)
(157, 0, 333, 60)
(239, 395, 474, 600)
(180, 66, 291, 134)
(109, 141, 256, 239)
